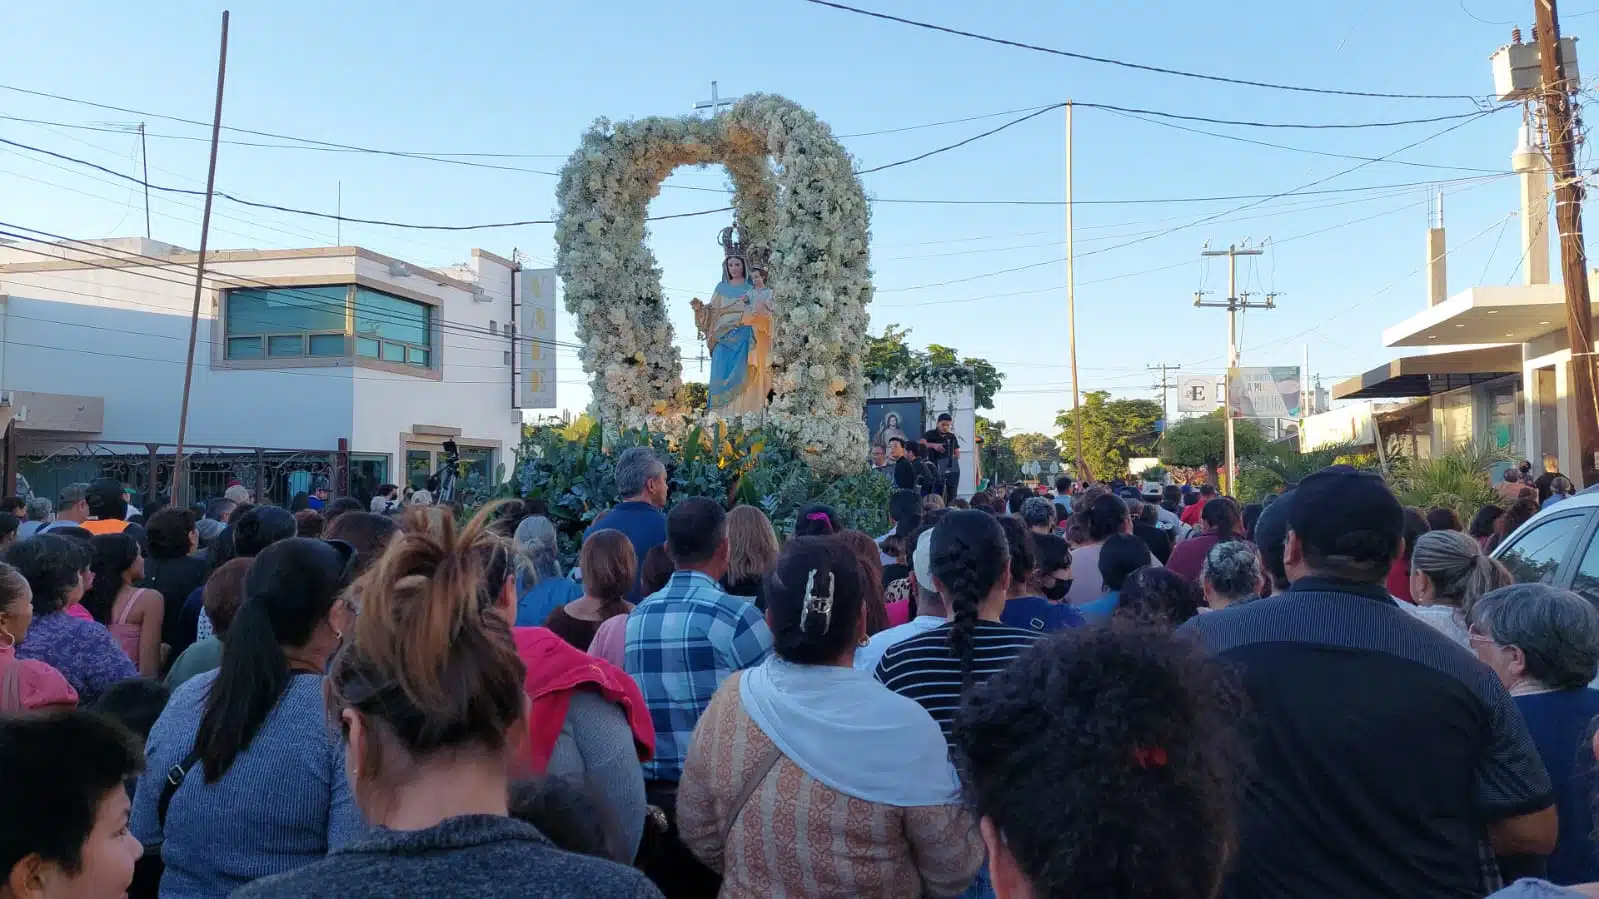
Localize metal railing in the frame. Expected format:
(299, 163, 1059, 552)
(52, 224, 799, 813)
(14, 438, 347, 508)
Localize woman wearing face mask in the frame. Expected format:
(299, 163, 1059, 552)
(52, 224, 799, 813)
(0, 560, 78, 712)
(998, 529, 1081, 635)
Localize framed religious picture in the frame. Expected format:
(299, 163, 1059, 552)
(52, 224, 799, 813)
(865, 397, 925, 454)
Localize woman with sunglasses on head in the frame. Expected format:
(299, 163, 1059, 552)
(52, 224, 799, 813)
(232, 508, 660, 899)
(132, 538, 362, 899)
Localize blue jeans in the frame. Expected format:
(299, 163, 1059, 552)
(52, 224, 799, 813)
(958, 861, 994, 899)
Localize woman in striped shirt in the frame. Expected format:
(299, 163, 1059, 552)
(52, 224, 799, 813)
(873, 511, 1042, 743)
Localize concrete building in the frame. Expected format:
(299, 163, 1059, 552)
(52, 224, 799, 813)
(0, 237, 525, 505)
(1312, 121, 1590, 483)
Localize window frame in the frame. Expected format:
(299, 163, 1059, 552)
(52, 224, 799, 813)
(1494, 508, 1597, 590)
(214, 277, 442, 381)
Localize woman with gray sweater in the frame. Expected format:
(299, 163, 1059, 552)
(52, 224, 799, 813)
(233, 508, 661, 899)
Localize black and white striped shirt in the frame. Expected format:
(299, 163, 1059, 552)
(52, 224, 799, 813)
(873, 620, 1042, 742)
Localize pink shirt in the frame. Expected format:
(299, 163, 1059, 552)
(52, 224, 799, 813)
(884, 599, 912, 628)
(64, 602, 93, 622)
(587, 613, 628, 668)
(0, 644, 78, 711)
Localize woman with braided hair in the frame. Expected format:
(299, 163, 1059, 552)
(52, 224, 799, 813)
(676, 537, 982, 898)
(874, 511, 1042, 746)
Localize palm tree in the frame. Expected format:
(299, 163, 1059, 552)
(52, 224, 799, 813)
(1256, 441, 1363, 489)
(1387, 440, 1511, 522)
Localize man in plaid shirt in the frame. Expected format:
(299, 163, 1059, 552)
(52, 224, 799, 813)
(626, 497, 772, 782)
(625, 497, 771, 892)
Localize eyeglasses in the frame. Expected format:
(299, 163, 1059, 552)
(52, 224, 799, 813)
(1468, 624, 1500, 647)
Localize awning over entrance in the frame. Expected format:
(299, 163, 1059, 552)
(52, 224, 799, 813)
(1383, 284, 1566, 347)
(1332, 345, 1522, 400)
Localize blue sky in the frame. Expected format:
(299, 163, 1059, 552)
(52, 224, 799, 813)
(0, 0, 1574, 434)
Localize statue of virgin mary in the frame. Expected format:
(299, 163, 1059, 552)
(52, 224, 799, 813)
(691, 227, 774, 414)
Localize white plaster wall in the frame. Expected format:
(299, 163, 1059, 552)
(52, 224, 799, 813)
(0, 279, 355, 449)
(348, 253, 520, 473)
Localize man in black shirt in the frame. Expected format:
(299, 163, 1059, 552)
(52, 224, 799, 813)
(890, 438, 919, 492)
(922, 413, 961, 503)
(1182, 468, 1554, 898)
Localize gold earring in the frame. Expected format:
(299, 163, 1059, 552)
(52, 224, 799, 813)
(858, 636, 870, 647)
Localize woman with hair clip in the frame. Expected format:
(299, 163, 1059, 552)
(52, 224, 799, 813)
(233, 510, 661, 899)
(676, 537, 983, 899)
(132, 537, 362, 898)
(874, 511, 1043, 744)
(86, 533, 163, 677)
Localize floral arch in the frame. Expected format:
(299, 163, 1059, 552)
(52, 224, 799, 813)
(554, 94, 873, 467)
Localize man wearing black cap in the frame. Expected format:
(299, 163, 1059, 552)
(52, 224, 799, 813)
(1182, 467, 1554, 898)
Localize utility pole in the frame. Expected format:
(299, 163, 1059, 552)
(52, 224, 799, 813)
(1534, 0, 1599, 485)
(173, 10, 229, 507)
(1148, 363, 1181, 426)
(1196, 244, 1276, 495)
(137, 123, 151, 239)
(1066, 101, 1087, 481)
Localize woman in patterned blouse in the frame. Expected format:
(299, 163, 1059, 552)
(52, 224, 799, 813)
(677, 537, 983, 899)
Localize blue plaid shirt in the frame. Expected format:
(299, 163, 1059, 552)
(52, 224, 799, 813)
(624, 570, 772, 782)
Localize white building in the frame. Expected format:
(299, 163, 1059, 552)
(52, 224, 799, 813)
(0, 237, 527, 505)
(1312, 120, 1592, 483)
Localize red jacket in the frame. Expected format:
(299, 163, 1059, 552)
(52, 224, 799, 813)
(1180, 502, 1205, 526)
(512, 626, 655, 775)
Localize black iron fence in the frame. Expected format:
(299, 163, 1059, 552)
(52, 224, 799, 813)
(13, 439, 348, 509)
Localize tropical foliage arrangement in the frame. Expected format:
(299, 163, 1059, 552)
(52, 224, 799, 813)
(554, 94, 873, 469)
(1385, 440, 1513, 523)
(512, 420, 891, 565)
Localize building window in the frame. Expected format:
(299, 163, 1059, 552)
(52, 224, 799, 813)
(224, 284, 432, 369)
(354, 287, 431, 368)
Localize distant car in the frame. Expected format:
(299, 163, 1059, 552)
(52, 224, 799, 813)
(1489, 491, 1599, 604)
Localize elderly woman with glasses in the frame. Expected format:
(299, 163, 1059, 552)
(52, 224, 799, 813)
(1470, 584, 1599, 886)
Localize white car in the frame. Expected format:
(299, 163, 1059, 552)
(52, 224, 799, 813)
(1489, 491, 1599, 602)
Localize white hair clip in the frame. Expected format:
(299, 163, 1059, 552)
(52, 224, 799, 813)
(800, 568, 834, 633)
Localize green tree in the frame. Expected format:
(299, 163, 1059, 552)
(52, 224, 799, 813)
(863, 324, 917, 384)
(976, 416, 1020, 486)
(1009, 433, 1062, 470)
(864, 328, 1006, 410)
(1053, 391, 1163, 483)
(1158, 411, 1267, 491)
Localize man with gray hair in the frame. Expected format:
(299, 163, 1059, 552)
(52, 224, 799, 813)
(1020, 496, 1056, 535)
(35, 483, 89, 535)
(17, 497, 51, 537)
(585, 445, 669, 601)
(1200, 540, 1264, 610)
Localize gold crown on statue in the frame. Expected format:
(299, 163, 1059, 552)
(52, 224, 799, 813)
(719, 224, 769, 272)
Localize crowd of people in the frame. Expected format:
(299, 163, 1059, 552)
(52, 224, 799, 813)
(5, 450, 1599, 899)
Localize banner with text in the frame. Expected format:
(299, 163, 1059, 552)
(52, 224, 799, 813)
(519, 268, 558, 410)
(1227, 366, 1302, 419)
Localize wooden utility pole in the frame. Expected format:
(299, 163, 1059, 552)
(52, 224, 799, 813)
(1535, 0, 1599, 486)
(173, 11, 230, 506)
(1066, 101, 1087, 480)
(1197, 245, 1274, 496)
(1148, 363, 1182, 426)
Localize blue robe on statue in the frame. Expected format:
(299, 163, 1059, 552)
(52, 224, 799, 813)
(707, 279, 756, 411)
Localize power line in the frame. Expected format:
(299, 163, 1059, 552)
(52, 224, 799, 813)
(1096, 107, 1509, 174)
(801, 0, 1488, 102)
(855, 104, 1061, 174)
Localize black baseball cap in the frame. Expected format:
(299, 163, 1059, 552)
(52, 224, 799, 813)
(1286, 467, 1403, 581)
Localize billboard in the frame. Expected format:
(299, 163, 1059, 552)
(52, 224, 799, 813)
(1178, 376, 1217, 414)
(519, 268, 558, 410)
(1227, 366, 1302, 419)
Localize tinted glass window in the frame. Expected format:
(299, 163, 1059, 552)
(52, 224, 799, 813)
(1499, 513, 1589, 586)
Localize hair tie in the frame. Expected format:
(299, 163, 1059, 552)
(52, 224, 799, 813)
(1132, 746, 1168, 769)
(806, 512, 830, 522)
(799, 568, 834, 634)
